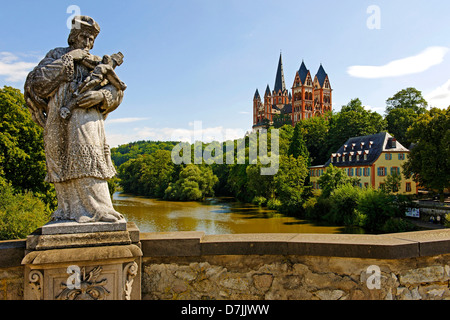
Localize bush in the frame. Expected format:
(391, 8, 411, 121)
(0, 183, 50, 240)
(267, 198, 282, 210)
(252, 196, 267, 206)
(382, 217, 417, 234)
(357, 188, 396, 232)
(327, 183, 362, 225)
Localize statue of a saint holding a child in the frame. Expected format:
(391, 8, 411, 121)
(24, 16, 126, 223)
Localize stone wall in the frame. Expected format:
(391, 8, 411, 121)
(1, 229, 450, 300)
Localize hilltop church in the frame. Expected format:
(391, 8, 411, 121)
(253, 54, 332, 130)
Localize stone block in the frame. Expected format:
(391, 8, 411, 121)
(41, 218, 127, 235)
(287, 234, 419, 259)
(201, 233, 297, 255)
(391, 229, 450, 257)
(141, 231, 204, 257)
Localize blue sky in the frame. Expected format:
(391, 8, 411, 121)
(1, 0, 450, 146)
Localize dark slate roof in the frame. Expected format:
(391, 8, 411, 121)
(272, 104, 292, 115)
(315, 64, 328, 87)
(281, 104, 292, 114)
(254, 89, 260, 100)
(298, 61, 309, 84)
(265, 84, 271, 96)
(323, 132, 409, 167)
(274, 54, 286, 93)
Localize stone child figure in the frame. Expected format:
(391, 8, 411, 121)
(24, 16, 126, 223)
(60, 52, 127, 119)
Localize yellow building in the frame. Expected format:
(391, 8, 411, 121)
(309, 132, 418, 195)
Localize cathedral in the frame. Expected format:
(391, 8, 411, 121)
(252, 54, 332, 130)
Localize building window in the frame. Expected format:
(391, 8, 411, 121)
(348, 168, 354, 176)
(406, 182, 412, 192)
(398, 153, 405, 160)
(364, 183, 369, 188)
(363, 168, 371, 177)
(385, 153, 392, 160)
(378, 167, 387, 176)
(391, 167, 400, 175)
(356, 168, 361, 176)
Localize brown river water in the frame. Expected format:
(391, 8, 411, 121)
(112, 193, 364, 235)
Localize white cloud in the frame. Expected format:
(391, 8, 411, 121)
(105, 117, 149, 124)
(425, 79, 450, 108)
(106, 125, 248, 147)
(347, 46, 449, 79)
(239, 111, 250, 114)
(0, 52, 39, 82)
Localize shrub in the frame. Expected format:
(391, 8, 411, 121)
(252, 196, 267, 207)
(327, 183, 362, 225)
(267, 198, 282, 210)
(0, 183, 50, 240)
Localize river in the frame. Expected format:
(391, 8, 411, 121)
(112, 192, 365, 235)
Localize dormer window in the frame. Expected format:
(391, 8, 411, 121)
(349, 152, 354, 162)
(360, 142, 365, 149)
(364, 150, 369, 160)
(344, 145, 348, 151)
(331, 154, 336, 163)
(369, 141, 373, 148)
(352, 143, 356, 150)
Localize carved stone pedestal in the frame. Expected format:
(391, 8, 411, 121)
(22, 222, 142, 300)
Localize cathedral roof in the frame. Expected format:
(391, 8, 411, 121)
(315, 64, 328, 87)
(265, 85, 271, 96)
(254, 89, 260, 99)
(298, 61, 309, 84)
(274, 54, 286, 93)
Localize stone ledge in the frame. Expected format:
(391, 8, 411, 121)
(138, 229, 450, 259)
(0, 239, 26, 268)
(2, 229, 450, 269)
(140, 231, 204, 257)
(22, 244, 143, 265)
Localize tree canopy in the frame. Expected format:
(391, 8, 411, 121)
(403, 107, 450, 201)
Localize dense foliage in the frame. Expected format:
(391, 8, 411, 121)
(403, 107, 450, 201)
(0, 86, 55, 239)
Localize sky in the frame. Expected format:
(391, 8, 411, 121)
(1, 0, 450, 147)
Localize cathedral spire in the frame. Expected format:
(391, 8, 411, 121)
(274, 53, 286, 93)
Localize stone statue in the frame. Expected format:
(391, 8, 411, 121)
(24, 16, 126, 223)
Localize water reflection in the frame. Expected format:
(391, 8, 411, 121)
(112, 192, 364, 235)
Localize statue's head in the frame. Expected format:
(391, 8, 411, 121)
(67, 16, 100, 50)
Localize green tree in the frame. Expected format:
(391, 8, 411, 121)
(288, 123, 310, 165)
(317, 165, 360, 198)
(0, 86, 56, 207)
(164, 164, 218, 201)
(140, 150, 176, 198)
(386, 87, 428, 115)
(384, 172, 402, 194)
(403, 107, 450, 201)
(0, 180, 50, 240)
(327, 99, 386, 156)
(297, 114, 331, 165)
(385, 108, 418, 147)
(273, 154, 309, 214)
